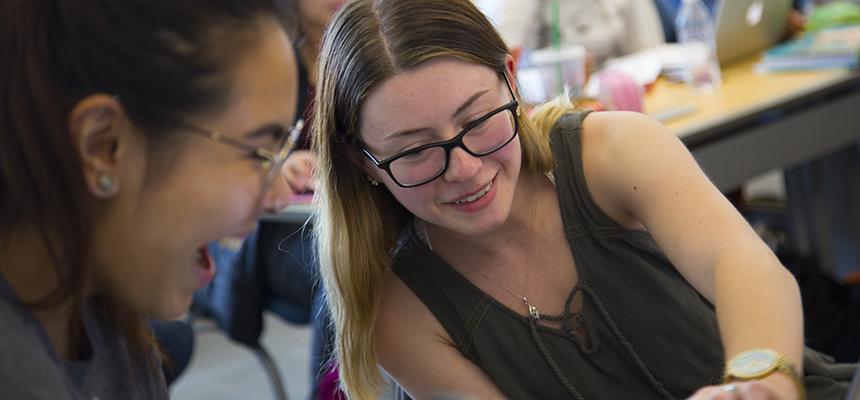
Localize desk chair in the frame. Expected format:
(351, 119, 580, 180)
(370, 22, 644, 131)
(187, 310, 290, 400)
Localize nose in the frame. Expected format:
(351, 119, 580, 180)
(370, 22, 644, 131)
(442, 147, 482, 183)
(259, 171, 292, 214)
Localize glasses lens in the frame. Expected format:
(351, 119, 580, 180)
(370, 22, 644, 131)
(463, 107, 517, 156)
(389, 146, 447, 186)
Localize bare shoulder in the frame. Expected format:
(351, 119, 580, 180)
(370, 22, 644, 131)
(580, 111, 675, 154)
(578, 111, 687, 228)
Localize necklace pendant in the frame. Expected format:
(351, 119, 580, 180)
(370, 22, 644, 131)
(522, 297, 541, 319)
(528, 304, 541, 319)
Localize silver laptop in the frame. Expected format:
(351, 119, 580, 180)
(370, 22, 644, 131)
(714, 0, 793, 64)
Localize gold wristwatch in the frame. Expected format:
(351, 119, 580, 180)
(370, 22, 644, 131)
(724, 349, 806, 400)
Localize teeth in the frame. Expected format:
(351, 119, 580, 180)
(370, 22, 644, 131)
(453, 181, 493, 205)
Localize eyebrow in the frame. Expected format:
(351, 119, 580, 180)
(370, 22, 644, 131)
(381, 89, 490, 143)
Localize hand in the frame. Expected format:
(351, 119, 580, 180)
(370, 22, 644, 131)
(781, 10, 807, 41)
(281, 150, 317, 194)
(687, 373, 798, 400)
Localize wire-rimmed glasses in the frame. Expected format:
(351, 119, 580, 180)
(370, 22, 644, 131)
(178, 119, 304, 199)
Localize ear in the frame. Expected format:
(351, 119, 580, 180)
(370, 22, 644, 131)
(504, 53, 517, 82)
(509, 46, 523, 71)
(68, 94, 128, 198)
(503, 54, 523, 101)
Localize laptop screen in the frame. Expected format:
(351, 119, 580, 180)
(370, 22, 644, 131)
(714, 0, 793, 64)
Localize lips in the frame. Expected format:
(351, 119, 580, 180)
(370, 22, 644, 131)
(450, 176, 496, 205)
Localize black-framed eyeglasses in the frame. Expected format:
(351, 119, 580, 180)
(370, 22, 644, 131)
(178, 119, 304, 199)
(361, 74, 520, 188)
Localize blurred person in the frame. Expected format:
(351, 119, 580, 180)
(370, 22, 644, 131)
(0, 1, 300, 398)
(474, 0, 666, 67)
(198, 1, 345, 398)
(654, 0, 809, 43)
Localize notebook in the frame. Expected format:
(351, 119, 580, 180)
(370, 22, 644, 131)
(714, 0, 794, 64)
(756, 25, 860, 72)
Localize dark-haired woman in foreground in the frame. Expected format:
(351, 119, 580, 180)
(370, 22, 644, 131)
(0, 1, 300, 398)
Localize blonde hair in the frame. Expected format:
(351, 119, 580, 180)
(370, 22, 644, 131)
(312, 0, 573, 397)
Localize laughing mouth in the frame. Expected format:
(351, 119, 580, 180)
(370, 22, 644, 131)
(452, 180, 494, 205)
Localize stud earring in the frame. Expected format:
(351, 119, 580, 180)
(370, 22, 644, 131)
(97, 173, 114, 192)
(366, 175, 379, 186)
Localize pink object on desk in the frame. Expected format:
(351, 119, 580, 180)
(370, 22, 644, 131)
(594, 70, 644, 112)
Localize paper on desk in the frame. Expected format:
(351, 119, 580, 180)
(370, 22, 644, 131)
(584, 44, 701, 98)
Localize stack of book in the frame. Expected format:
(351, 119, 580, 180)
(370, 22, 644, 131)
(756, 25, 860, 72)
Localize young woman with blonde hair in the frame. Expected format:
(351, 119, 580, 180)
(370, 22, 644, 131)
(312, 0, 854, 398)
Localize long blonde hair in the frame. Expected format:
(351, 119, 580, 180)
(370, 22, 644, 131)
(312, 0, 573, 397)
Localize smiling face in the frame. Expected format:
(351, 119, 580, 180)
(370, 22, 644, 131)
(360, 59, 521, 236)
(88, 18, 298, 320)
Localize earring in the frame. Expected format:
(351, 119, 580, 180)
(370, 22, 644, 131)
(366, 175, 379, 186)
(97, 173, 114, 192)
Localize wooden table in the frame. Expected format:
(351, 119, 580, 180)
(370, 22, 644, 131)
(646, 56, 860, 279)
(645, 56, 860, 191)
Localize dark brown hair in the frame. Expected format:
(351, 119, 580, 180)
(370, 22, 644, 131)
(0, 0, 287, 363)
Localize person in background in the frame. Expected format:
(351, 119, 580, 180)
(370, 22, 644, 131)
(276, 2, 347, 397)
(198, 1, 344, 398)
(653, 0, 809, 43)
(278, 0, 347, 187)
(0, 1, 299, 398)
(312, 0, 854, 398)
(474, 0, 665, 67)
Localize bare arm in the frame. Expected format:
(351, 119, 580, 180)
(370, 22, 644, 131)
(374, 273, 506, 400)
(580, 111, 803, 399)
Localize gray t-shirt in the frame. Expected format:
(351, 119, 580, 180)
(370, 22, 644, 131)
(0, 275, 167, 400)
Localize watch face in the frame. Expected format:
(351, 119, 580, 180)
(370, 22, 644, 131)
(731, 349, 779, 378)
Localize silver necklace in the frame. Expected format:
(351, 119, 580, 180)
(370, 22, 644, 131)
(474, 269, 542, 319)
(419, 218, 542, 319)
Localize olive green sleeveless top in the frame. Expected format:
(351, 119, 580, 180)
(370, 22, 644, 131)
(391, 112, 853, 399)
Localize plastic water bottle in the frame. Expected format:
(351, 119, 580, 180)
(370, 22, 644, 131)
(675, 0, 721, 93)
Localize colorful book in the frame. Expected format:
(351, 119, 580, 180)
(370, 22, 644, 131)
(756, 25, 860, 72)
